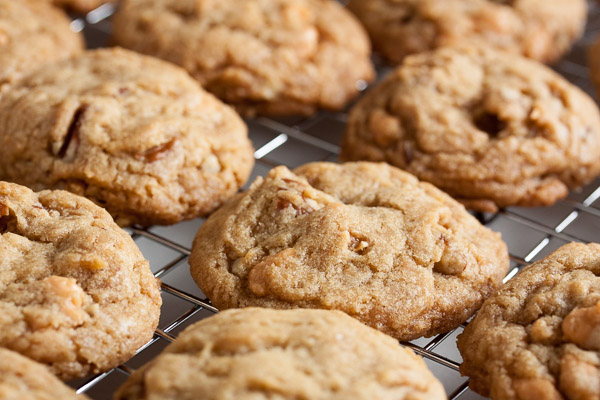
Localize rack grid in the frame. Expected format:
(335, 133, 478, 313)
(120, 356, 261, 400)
(65, 3, 600, 399)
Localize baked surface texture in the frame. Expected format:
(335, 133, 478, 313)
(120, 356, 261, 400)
(111, 0, 375, 116)
(0, 47, 254, 226)
(0, 181, 162, 380)
(115, 308, 447, 400)
(0, 348, 89, 399)
(189, 161, 509, 340)
(341, 46, 600, 212)
(457, 242, 600, 400)
(347, 0, 587, 64)
(0, 0, 84, 94)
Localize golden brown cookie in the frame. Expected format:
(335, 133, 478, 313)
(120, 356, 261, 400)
(0, 0, 84, 94)
(115, 308, 447, 400)
(341, 46, 600, 212)
(0, 47, 254, 226)
(111, 0, 375, 117)
(0, 348, 89, 399)
(347, 0, 587, 64)
(0, 181, 162, 380)
(189, 162, 509, 341)
(457, 242, 600, 400)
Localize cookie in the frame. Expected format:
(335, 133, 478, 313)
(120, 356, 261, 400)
(347, 0, 587, 64)
(590, 35, 600, 101)
(0, 0, 84, 94)
(111, 0, 375, 117)
(0, 47, 254, 226)
(115, 308, 447, 400)
(189, 162, 509, 341)
(50, 0, 116, 13)
(341, 46, 600, 212)
(0, 348, 89, 400)
(0, 181, 162, 380)
(457, 242, 600, 400)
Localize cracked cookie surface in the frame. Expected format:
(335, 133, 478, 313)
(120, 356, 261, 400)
(189, 162, 509, 340)
(457, 242, 600, 400)
(347, 0, 587, 64)
(0, 47, 254, 226)
(0, 348, 89, 399)
(0, 181, 162, 380)
(111, 0, 375, 116)
(341, 46, 600, 212)
(0, 0, 84, 94)
(115, 308, 447, 400)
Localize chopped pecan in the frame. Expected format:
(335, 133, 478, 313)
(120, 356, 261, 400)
(135, 139, 176, 163)
(55, 105, 88, 160)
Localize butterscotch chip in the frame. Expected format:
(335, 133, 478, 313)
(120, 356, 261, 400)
(0, 0, 84, 94)
(111, 0, 375, 117)
(0, 181, 162, 380)
(189, 162, 509, 340)
(0, 47, 254, 226)
(0, 348, 89, 399)
(115, 308, 447, 400)
(347, 0, 587, 64)
(341, 46, 600, 212)
(458, 242, 600, 400)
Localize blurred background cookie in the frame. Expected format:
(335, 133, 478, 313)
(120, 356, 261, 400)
(115, 308, 447, 400)
(0, 0, 84, 94)
(0, 48, 254, 226)
(347, 0, 587, 64)
(0, 348, 89, 399)
(341, 46, 600, 212)
(111, 0, 375, 116)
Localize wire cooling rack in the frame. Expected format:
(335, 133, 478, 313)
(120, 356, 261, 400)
(65, 2, 600, 399)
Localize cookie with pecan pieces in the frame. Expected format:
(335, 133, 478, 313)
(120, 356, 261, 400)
(0, 181, 161, 380)
(190, 162, 509, 340)
(341, 46, 600, 212)
(0, 47, 254, 226)
(458, 242, 600, 400)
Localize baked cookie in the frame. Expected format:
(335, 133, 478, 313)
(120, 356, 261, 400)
(0, 348, 89, 399)
(111, 0, 375, 117)
(347, 0, 587, 64)
(341, 46, 600, 212)
(190, 162, 509, 341)
(50, 0, 116, 13)
(115, 308, 447, 400)
(590, 35, 600, 101)
(0, 181, 162, 380)
(0, 47, 254, 226)
(0, 0, 84, 94)
(457, 242, 600, 400)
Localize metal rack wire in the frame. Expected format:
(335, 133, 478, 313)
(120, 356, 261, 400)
(67, 2, 600, 399)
